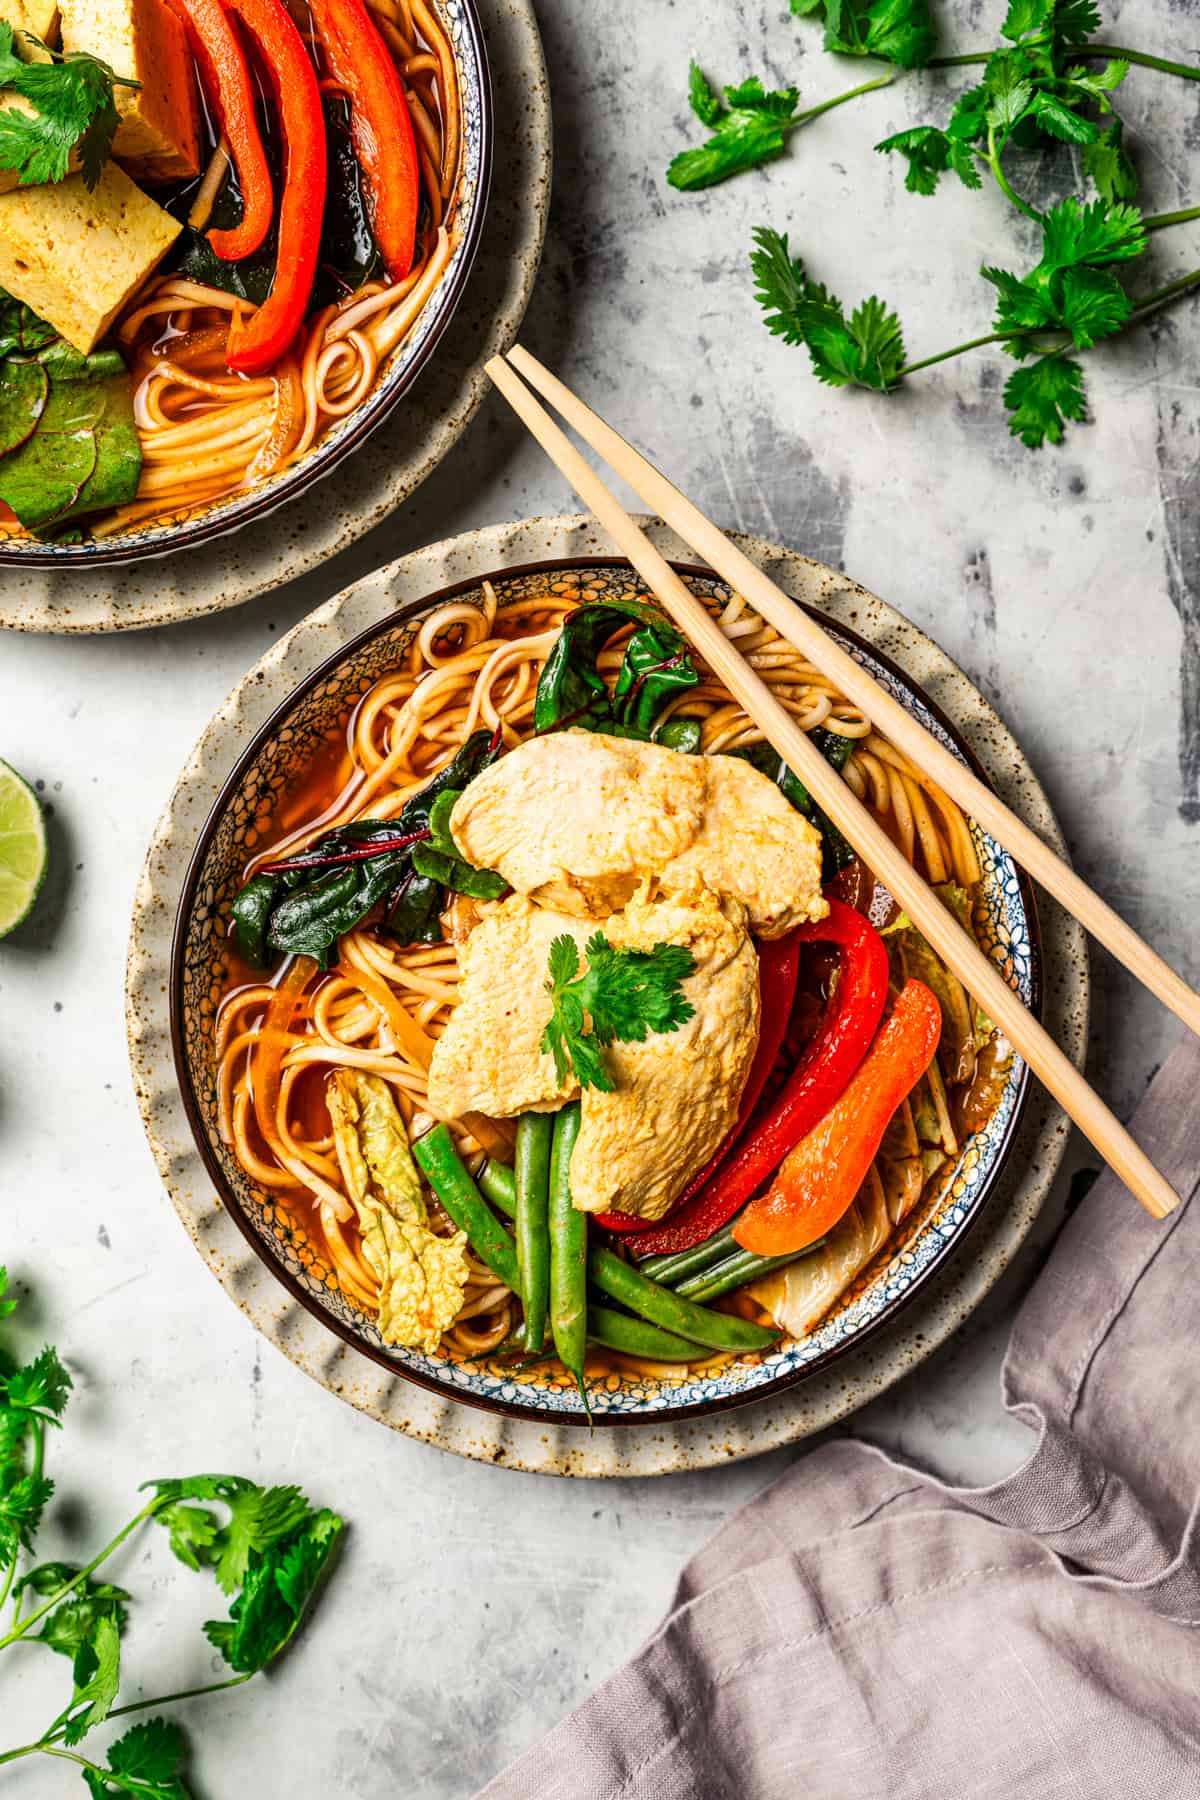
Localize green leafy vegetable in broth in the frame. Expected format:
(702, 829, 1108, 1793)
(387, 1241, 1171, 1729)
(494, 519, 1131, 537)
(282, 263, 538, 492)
(0, 22, 139, 189)
(0, 294, 140, 534)
(533, 598, 698, 738)
(0, 1266, 344, 1785)
(409, 788, 508, 900)
(231, 729, 504, 968)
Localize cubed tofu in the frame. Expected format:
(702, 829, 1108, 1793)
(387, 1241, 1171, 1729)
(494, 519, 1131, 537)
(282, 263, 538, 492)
(59, 0, 199, 180)
(1, 0, 60, 49)
(0, 163, 179, 350)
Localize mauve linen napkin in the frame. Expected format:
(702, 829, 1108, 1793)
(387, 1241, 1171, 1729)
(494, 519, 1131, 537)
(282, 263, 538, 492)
(477, 1036, 1200, 1799)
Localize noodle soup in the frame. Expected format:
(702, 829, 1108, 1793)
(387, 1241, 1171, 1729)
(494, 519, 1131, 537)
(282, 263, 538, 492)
(0, 0, 487, 551)
(175, 564, 1035, 1421)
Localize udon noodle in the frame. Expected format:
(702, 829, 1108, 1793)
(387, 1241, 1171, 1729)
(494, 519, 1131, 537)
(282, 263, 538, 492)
(93, 0, 461, 537)
(215, 581, 986, 1381)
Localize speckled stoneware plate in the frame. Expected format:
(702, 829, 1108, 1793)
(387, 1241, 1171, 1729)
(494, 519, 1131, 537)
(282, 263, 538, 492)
(0, 0, 548, 634)
(127, 515, 1088, 1477)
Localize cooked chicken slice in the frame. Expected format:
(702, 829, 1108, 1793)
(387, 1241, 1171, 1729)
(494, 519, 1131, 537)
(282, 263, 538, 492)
(449, 729, 708, 918)
(666, 753, 825, 939)
(570, 885, 760, 1220)
(426, 897, 585, 1121)
(450, 729, 827, 938)
(425, 884, 761, 1221)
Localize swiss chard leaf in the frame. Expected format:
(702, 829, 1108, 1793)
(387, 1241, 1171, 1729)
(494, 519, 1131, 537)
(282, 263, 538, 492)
(232, 732, 502, 967)
(533, 599, 698, 738)
(726, 726, 857, 879)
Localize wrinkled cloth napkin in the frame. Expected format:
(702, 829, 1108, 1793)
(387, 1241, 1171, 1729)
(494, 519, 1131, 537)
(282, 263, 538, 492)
(479, 1036, 1200, 1799)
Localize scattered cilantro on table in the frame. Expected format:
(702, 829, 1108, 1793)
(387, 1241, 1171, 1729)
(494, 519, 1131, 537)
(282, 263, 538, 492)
(664, 0, 1200, 446)
(0, 1265, 345, 1793)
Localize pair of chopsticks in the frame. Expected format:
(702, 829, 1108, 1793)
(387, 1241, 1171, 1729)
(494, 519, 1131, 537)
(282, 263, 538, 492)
(486, 345, 1200, 1222)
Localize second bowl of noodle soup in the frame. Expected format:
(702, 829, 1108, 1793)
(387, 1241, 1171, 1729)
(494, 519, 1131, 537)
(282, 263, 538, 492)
(172, 558, 1038, 1425)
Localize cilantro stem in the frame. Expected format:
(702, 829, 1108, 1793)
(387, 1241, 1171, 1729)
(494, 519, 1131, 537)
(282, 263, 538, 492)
(0, 1417, 43, 1620)
(985, 124, 1043, 224)
(895, 328, 1056, 377)
(1143, 204, 1200, 232)
(1085, 44, 1200, 81)
(793, 70, 895, 128)
(0, 1498, 162, 1651)
(103, 1671, 254, 1722)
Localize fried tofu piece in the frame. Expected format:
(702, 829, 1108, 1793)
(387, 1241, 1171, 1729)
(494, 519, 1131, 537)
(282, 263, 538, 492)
(450, 729, 828, 939)
(427, 885, 761, 1223)
(0, 162, 179, 350)
(58, 0, 199, 179)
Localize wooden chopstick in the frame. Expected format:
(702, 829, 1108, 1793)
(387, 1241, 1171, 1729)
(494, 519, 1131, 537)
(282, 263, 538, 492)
(505, 343, 1200, 1045)
(486, 349, 1181, 1221)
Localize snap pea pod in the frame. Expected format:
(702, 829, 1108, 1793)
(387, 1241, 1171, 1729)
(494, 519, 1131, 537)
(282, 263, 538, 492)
(413, 1124, 520, 1292)
(515, 1112, 553, 1354)
(588, 1305, 715, 1363)
(479, 1157, 516, 1218)
(638, 1222, 741, 1286)
(548, 1103, 589, 1408)
(588, 1245, 779, 1353)
(676, 1242, 823, 1304)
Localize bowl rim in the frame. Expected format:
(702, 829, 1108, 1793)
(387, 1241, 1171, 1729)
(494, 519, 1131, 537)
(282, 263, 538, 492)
(0, 0, 493, 572)
(169, 554, 1041, 1429)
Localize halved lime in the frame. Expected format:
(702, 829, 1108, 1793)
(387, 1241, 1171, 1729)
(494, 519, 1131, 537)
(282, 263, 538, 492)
(0, 759, 48, 936)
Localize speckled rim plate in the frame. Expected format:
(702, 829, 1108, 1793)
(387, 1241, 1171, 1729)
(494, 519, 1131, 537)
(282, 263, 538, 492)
(0, 0, 549, 633)
(127, 515, 1089, 1476)
(167, 559, 1040, 1428)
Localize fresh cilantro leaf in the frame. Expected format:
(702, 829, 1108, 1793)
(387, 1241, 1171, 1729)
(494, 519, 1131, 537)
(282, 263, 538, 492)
(668, 75, 799, 190)
(1054, 264, 1131, 347)
(7, 1344, 72, 1420)
(157, 1501, 221, 1573)
(1003, 353, 1087, 445)
(750, 225, 809, 344)
(982, 263, 1060, 333)
(14, 1558, 79, 1595)
(1065, 57, 1128, 97)
(985, 55, 1034, 131)
(817, 0, 935, 67)
(541, 930, 696, 1092)
(0, 1406, 29, 1480)
(61, 1610, 122, 1744)
(38, 1580, 129, 1660)
(83, 1718, 194, 1800)
(1052, 0, 1102, 45)
(687, 58, 722, 127)
(1083, 118, 1137, 201)
(790, 0, 826, 13)
(1029, 89, 1098, 142)
(210, 1484, 314, 1595)
(1040, 195, 1145, 268)
(0, 1472, 53, 1564)
(875, 124, 982, 194)
(1000, 0, 1052, 39)
(0, 1266, 17, 1319)
(0, 23, 135, 189)
(205, 1509, 344, 1676)
(750, 227, 906, 391)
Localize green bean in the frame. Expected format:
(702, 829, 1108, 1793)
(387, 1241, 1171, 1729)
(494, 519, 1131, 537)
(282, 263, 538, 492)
(548, 1103, 589, 1409)
(638, 1223, 740, 1286)
(676, 1241, 823, 1304)
(588, 1246, 779, 1353)
(478, 1157, 516, 1218)
(588, 1305, 716, 1363)
(515, 1112, 553, 1354)
(413, 1124, 520, 1292)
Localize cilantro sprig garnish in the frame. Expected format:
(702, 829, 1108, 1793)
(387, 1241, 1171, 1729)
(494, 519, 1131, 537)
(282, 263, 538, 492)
(0, 1265, 345, 1793)
(0, 21, 139, 189)
(667, 0, 1200, 447)
(542, 931, 696, 1093)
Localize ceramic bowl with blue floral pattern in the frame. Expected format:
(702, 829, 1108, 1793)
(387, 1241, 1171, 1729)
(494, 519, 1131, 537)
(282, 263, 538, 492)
(171, 559, 1039, 1428)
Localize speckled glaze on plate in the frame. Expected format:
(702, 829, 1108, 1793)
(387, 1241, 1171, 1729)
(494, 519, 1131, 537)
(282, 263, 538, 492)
(127, 516, 1089, 1476)
(0, 0, 549, 634)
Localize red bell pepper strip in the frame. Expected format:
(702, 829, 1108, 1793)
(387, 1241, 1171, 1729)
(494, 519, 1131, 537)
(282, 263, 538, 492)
(626, 899, 890, 1259)
(595, 930, 801, 1236)
(306, 0, 420, 280)
(734, 978, 942, 1256)
(178, 0, 273, 259)
(224, 0, 327, 377)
